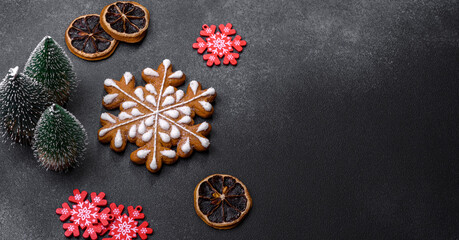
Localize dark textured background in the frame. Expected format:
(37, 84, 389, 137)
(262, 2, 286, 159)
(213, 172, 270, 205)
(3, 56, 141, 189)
(0, 0, 458, 239)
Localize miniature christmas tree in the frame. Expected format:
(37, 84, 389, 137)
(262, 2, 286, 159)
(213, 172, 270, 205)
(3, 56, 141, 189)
(24, 36, 76, 105)
(0, 66, 49, 144)
(33, 104, 87, 172)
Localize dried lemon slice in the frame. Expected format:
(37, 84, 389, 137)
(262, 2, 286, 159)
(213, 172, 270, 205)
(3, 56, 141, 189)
(194, 174, 252, 229)
(65, 14, 119, 61)
(100, 1, 150, 43)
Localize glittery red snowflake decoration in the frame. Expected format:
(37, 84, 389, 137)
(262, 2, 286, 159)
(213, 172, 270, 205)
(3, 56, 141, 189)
(104, 203, 153, 240)
(56, 189, 113, 239)
(193, 23, 246, 67)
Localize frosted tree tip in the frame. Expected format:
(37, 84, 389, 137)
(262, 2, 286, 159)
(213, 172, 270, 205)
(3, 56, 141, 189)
(8, 66, 19, 77)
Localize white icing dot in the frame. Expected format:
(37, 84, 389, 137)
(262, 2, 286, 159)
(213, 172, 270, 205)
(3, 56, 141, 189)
(114, 130, 123, 148)
(101, 113, 116, 123)
(129, 125, 137, 138)
(162, 96, 175, 106)
(143, 68, 159, 77)
(146, 95, 156, 106)
(181, 138, 191, 154)
(145, 116, 155, 126)
(202, 87, 215, 96)
(104, 78, 116, 87)
(138, 121, 146, 134)
(163, 59, 171, 70)
(177, 106, 191, 115)
(162, 86, 175, 96)
(170, 126, 180, 139)
(175, 90, 184, 102)
(131, 108, 143, 116)
(199, 101, 212, 111)
(118, 112, 133, 120)
(142, 130, 153, 142)
(159, 132, 170, 143)
(103, 94, 118, 104)
(177, 116, 192, 124)
(161, 150, 176, 158)
(137, 150, 151, 159)
(163, 110, 179, 118)
(123, 72, 133, 85)
(197, 122, 209, 132)
(134, 88, 144, 101)
(122, 101, 137, 109)
(168, 70, 183, 79)
(159, 119, 170, 130)
(189, 81, 199, 94)
(145, 84, 157, 95)
(198, 136, 210, 148)
(99, 129, 109, 137)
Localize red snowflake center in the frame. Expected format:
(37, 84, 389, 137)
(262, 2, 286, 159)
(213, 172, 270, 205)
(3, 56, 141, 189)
(207, 33, 232, 57)
(110, 215, 138, 239)
(71, 201, 98, 228)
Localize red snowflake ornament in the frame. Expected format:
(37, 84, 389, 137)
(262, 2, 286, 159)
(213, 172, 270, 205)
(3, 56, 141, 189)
(103, 203, 153, 240)
(56, 189, 114, 239)
(193, 23, 246, 67)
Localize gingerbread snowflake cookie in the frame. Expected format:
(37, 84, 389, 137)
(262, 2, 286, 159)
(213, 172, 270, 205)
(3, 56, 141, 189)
(98, 59, 217, 173)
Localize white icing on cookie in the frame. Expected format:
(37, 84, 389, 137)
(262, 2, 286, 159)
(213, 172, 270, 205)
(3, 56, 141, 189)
(124, 72, 133, 85)
(118, 112, 133, 120)
(160, 150, 176, 158)
(181, 137, 191, 154)
(137, 149, 150, 159)
(145, 84, 157, 95)
(104, 94, 118, 104)
(163, 59, 171, 70)
(175, 90, 184, 102)
(129, 125, 137, 138)
(101, 113, 116, 123)
(162, 96, 175, 106)
(144, 68, 159, 77)
(189, 81, 199, 94)
(142, 130, 153, 142)
(131, 108, 143, 116)
(177, 116, 192, 124)
(168, 70, 183, 79)
(122, 101, 137, 109)
(198, 136, 210, 148)
(197, 122, 209, 132)
(104, 78, 116, 87)
(114, 130, 123, 148)
(202, 87, 215, 96)
(162, 86, 175, 96)
(146, 95, 156, 106)
(170, 125, 180, 138)
(138, 121, 146, 134)
(99, 129, 109, 137)
(134, 88, 144, 101)
(145, 116, 155, 126)
(199, 101, 212, 111)
(159, 132, 170, 143)
(163, 110, 179, 118)
(177, 106, 191, 115)
(159, 119, 170, 130)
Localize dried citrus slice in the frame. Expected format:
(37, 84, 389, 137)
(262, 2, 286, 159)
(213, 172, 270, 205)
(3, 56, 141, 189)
(194, 174, 252, 229)
(65, 14, 118, 61)
(100, 1, 150, 43)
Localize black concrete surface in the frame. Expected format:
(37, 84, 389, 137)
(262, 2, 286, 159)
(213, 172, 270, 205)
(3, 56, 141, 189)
(0, 0, 458, 239)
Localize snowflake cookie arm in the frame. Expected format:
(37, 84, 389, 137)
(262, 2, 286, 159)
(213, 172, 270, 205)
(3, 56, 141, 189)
(99, 73, 159, 152)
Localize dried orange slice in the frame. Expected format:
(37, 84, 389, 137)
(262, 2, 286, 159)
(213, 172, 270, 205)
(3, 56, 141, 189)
(100, 1, 150, 43)
(65, 14, 118, 61)
(194, 174, 252, 229)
